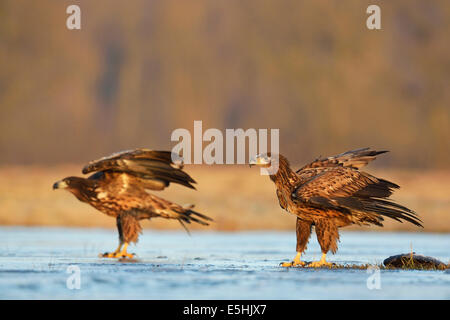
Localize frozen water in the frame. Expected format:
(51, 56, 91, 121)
(0, 227, 448, 299)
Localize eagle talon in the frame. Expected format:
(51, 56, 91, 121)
(280, 252, 305, 267)
(100, 252, 120, 258)
(280, 260, 306, 268)
(307, 261, 334, 268)
(120, 253, 135, 259)
(307, 254, 334, 268)
(100, 243, 135, 259)
(100, 251, 135, 259)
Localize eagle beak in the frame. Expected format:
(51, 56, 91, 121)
(53, 180, 68, 190)
(249, 156, 257, 167)
(249, 155, 269, 167)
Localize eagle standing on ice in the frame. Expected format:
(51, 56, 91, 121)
(53, 149, 212, 259)
(250, 148, 422, 267)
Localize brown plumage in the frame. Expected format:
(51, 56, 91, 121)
(250, 148, 422, 267)
(53, 149, 212, 259)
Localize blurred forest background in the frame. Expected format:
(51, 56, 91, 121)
(0, 0, 449, 231)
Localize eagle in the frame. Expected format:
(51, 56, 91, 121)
(53, 149, 213, 259)
(250, 148, 422, 267)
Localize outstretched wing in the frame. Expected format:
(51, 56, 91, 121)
(292, 167, 422, 227)
(82, 149, 196, 190)
(297, 147, 388, 172)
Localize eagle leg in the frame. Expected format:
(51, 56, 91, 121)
(100, 214, 139, 259)
(280, 218, 311, 267)
(308, 253, 333, 268)
(307, 219, 338, 267)
(280, 252, 306, 267)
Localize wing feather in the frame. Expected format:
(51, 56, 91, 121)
(292, 167, 422, 227)
(83, 149, 196, 190)
(297, 147, 388, 172)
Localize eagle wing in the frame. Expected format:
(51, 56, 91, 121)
(292, 167, 422, 227)
(297, 147, 388, 172)
(82, 149, 196, 190)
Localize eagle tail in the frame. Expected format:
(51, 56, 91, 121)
(173, 205, 213, 234)
(334, 196, 423, 228)
(349, 176, 422, 227)
(359, 198, 423, 228)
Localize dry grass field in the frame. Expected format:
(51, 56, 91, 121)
(0, 165, 449, 233)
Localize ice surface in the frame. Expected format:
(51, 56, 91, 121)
(0, 227, 448, 299)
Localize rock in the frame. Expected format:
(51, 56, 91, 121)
(383, 253, 448, 270)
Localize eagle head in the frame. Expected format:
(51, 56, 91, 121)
(249, 153, 272, 168)
(53, 177, 86, 190)
(249, 153, 283, 176)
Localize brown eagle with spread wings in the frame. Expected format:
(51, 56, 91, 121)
(250, 148, 422, 267)
(53, 149, 212, 259)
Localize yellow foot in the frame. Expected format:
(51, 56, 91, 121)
(100, 251, 135, 259)
(280, 252, 305, 267)
(307, 253, 334, 268)
(307, 260, 334, 268)
(99, 242, 135, 259)
(280, 260, 306, 267)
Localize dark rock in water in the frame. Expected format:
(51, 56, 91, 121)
(383, 253, 448, 270)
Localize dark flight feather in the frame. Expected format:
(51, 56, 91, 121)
(82, 148, 196, 189)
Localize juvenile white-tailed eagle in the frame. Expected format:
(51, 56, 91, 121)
(250, 148, 422, 267)
(53, 149, 212, 259)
